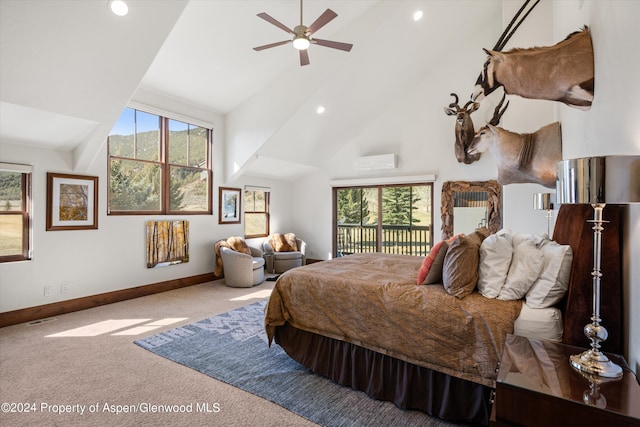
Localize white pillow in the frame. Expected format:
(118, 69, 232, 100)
(514, 304, 563, 342)
(498, 238, 543, 300)
(511, 233, 532, 247)
(512, 232, 546, 247)
(477, 228, 513, 298)
(526, 239, 573, 308)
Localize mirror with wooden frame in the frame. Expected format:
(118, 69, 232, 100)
(440, 180, 502, 240)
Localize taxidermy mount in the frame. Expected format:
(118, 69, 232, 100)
(467, 122, 562, 188)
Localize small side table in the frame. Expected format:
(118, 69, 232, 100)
(492, 334, 640, 427)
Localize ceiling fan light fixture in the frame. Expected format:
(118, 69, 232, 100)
(108, 0, 128, 16)
(293, 36, 310, 50)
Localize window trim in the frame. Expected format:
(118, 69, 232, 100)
(107, 108, 213, 215)
(0, 164, 32, 263)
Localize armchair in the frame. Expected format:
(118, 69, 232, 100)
(263, 236, 306, 274)
(219, 246, 265, 288)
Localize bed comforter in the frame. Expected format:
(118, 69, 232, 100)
(265, 253, 523, 387)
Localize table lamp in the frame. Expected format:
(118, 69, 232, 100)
(556, 155, 640, 378)
(533, 192, 554, 236)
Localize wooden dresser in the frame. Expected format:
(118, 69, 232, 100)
(491, 334, 640, 426)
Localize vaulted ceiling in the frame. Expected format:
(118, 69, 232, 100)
(0, 0, 501, 180)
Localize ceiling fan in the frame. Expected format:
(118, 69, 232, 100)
(253, 0, 353, 66)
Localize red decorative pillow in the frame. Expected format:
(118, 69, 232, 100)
(417, 239, 450, 285)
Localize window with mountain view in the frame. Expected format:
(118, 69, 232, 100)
(334, 183, 433, 257)
(0, 164, 32, 263)
(107, 108, 212, 215)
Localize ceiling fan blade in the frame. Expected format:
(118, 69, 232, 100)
(311, 38, 353, 52)
(300, 49, 310, 66)
(253, 40, 291, 51)
(307, 9, 338, 35)
(257, 12, 295, 35)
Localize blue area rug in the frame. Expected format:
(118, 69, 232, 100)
(135, 301, 456, 427)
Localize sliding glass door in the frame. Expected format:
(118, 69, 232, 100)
(334, 183, 433, 257)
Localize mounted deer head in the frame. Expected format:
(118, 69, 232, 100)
(444, 92, 509, 164)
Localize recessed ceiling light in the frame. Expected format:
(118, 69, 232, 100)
(109, 0, 128, 17)
(413, 10, 424, 21)
(316, 105, 326, 114)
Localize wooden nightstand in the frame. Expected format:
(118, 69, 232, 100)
(491, 334, 640, 426)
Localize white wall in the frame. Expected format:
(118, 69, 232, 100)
(0, 121, 294, 314)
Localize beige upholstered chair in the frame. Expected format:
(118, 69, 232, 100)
(262, 237, 306, 274)
(219, 246, 265, 288)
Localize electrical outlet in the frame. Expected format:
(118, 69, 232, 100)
(44, 285, 53, 297)
(60, 283, 69, 294)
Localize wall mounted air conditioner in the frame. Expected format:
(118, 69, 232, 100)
(354, 154, 397, 171)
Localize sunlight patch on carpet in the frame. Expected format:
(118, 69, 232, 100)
(230, 289, 272, 301)
(46, 318, 187, 337)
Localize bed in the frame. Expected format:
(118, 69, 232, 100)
(264, 204, 624, 425)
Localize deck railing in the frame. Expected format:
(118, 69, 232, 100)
(337, 224, 431, 257)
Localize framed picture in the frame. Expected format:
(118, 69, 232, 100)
(46, 172, 98, 231)
(219, 187, 241, 224)
(146, 220, 189, 268)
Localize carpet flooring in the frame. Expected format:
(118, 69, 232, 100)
(0, 281, 317, 427)
(135, 300, 457, 427)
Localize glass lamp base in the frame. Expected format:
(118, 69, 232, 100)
(570, 349, 623, 378)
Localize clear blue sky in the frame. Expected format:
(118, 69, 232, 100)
(109, 108, 189, 136)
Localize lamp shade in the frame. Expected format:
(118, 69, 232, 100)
(533, 193, 553, 210)
(556, 155, 640, 205)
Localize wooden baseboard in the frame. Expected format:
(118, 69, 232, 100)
(0, 272, 218, 328)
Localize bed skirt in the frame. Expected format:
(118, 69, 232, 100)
(275, 323, 492, 425)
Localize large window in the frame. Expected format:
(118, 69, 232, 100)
(108, 108, 213, 215)
(0, 164, 32, 262)
(334, 183, 433, 257)
(244, 188, 270, 238)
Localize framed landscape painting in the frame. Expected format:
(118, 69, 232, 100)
(146, 220, 189, 268)
(46, 172, 98, 231)
(219, 187, 241, 224)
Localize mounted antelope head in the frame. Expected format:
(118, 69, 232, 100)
(472, 27, 594, 110)
(444, 93, 480, 164)
(468, 122, 562, 188)
(444, 92, 509, 164)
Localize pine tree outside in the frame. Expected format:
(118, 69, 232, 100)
(336, 184, 432, 257)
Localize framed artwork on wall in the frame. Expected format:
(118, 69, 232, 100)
(46, 172, 98, 231)
(219, 187, 241, 224)
(146, 220, 189, 268)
